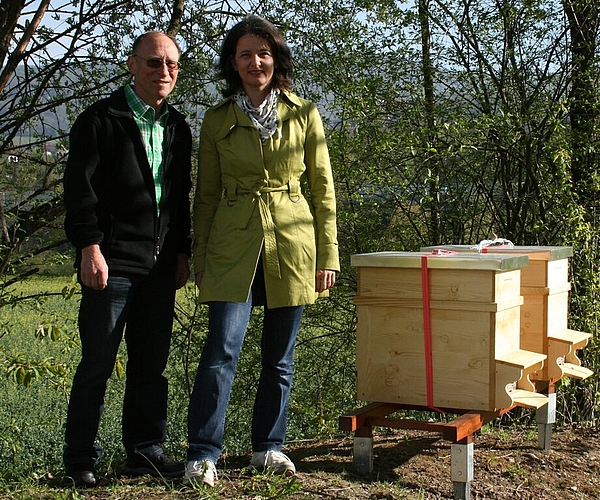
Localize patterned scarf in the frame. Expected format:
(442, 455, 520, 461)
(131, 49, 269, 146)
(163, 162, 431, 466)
(234, 88, 280, 142)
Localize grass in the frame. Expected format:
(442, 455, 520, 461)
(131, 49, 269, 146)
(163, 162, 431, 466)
(0, 276, 184, 483)
(0, 275, 358, 495)
(2, 275, 598, 499)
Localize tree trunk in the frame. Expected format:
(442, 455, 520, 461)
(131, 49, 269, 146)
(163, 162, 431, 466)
(563, 0, 599, 202)
(419, 0, 442, 245)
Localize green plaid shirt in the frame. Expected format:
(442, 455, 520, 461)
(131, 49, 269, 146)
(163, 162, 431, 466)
(124, 84, 169, 214)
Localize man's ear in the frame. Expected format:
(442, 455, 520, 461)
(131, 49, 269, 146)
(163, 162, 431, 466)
(126, 56, 135, 75)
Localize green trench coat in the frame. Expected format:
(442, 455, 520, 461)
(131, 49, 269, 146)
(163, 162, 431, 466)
(193, 91, 340, 308)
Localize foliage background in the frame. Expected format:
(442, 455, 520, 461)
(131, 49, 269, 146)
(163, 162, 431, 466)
(0, 0, 599, 485)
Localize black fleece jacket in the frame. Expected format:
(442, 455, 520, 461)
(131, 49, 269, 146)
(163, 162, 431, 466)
(63, 87, 192, 275)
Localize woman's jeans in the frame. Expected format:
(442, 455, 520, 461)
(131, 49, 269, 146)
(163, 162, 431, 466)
(187, 280, 304, 463)
(64, 267, 176, 469)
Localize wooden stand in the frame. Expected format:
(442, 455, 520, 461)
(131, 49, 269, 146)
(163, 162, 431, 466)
(340, 389, 560, 499)
(339, 403, 505, 500)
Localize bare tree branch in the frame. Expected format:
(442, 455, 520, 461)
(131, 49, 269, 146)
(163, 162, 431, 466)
(0, 0, 50, 93)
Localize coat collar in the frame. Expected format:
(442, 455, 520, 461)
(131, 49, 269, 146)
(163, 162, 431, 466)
(278, 91, 302, 121)
(212, 91, 302, 133)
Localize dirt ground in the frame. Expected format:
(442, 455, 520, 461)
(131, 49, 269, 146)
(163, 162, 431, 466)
(39, 424, 598, 499)
(281, 424, 600, 499)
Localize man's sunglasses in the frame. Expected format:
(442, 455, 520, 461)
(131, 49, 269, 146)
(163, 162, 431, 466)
(133, 54, 180, 70)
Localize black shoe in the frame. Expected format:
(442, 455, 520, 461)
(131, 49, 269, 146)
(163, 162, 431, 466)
(64, 466, 97, 488)
(123, 452, 184, 478)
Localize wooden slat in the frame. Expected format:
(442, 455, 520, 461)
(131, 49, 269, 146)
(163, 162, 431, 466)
(510, 389, 548, 409)
(441, 411, 499, 442)
(561, 364, 594, 380)
(339, 402, 401, 432)
(351, 251, 528, 271)
(420, 245, 573, 261)
(548, 329, 592, 345)
(353, 297, 520, 312)
(340, 405, 501, 443)
(496, 349, 547, 367)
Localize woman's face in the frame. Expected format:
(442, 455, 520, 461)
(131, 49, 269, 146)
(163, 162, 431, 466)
(233, 34, 276, 95)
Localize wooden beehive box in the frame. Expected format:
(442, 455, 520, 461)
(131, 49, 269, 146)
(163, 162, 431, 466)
(421, 245, 593, 382)
(352, 251, 548, 412)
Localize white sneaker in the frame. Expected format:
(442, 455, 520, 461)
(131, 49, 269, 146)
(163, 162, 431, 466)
(250, 450, 296, 476)
(183, 459, 217, 487)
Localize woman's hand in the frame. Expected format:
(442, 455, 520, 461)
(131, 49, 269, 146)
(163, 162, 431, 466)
(316, 269, 336, 293)
(195, 271, 204, 288)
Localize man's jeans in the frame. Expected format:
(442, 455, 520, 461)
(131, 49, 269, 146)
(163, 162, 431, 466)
(64, 268, 176, 468)
(187, 278, 304, 463)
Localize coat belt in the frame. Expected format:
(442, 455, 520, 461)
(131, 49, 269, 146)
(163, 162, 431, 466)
(256, 187, 283, 279)
(225, 180, 300, 280)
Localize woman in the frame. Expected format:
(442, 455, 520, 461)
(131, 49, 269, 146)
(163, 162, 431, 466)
(185, 15, 339, 487)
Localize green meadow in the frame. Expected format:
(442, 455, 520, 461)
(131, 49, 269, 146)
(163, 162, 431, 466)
(0, 276, 358, 486)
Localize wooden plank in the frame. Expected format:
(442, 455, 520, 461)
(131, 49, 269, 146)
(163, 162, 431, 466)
(365, 416, 450, 434)
(355, 303, 524, 411)
(349, 410, 499, 443)
(520, 283, 571, 296)
(546, 292, 569, 336)
(441, 411, 499, 442)
(561, 364, 594, 380)
(356, 267, 522, 308)
(519, 258, 569, 288)
(340, 404, 500, 443)
(548, 329, 592, 345)
(496, 349, 547, 367)
(352, 251, 528, 271)
(353, 297, 523, 312)
(339, 402, 401, 432)
(420, 245, 573, 261)
(510, 389, 548, 409)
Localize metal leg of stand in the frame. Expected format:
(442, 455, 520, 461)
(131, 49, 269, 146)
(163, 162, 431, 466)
(354, 435, 374, 475)
(536, 391, 556, 450)
(352, 424, 374, 475)
(451, 441, 473, 500)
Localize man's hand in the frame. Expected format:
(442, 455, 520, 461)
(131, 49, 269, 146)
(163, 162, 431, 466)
(175, 254, 191, 289)
(80, 244, 109, 290)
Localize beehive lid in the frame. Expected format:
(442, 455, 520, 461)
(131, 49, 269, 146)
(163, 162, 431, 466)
(351, 251, 528, 270)
(420, 245, 573, 261)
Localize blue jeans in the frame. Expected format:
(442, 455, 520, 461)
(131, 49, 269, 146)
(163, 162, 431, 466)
(187, 270, 304, 463)
(64, 266, 176, 468)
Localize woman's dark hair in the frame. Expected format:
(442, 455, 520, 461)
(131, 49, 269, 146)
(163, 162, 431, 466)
(218, 15, 293, 97)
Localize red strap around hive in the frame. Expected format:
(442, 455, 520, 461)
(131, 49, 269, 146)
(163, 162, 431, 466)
(421, 249, 456, 413)
(481, 245, 511, 253)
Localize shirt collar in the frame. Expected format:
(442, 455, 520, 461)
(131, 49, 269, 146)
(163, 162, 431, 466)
(124, 84, 169, 122)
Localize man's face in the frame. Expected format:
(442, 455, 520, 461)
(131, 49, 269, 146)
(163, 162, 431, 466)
(127, 33, 180, 110)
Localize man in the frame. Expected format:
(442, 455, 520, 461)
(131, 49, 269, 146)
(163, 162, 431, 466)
(62, 31, 192, 487)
